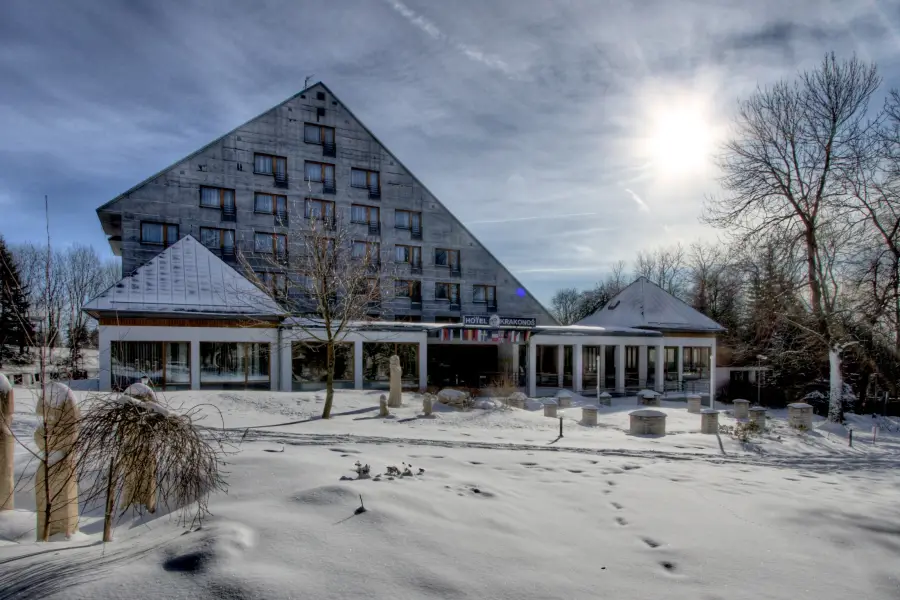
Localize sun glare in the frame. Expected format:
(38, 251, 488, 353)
(636, 90, 716, 180)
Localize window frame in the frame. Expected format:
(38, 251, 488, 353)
(434, 282, 460, 302)
(253, 153, 287, 176)
(434, 248, 459, 268)
(303, 123, 335, 145)
(254, 232, 287, 255)
(351, 240, 380, 262)
(304, 198, 335, 220)
(199, 186, 235, 209)
(199, 227, 235, 250)
(395, 244, 422, 265)
(254, 192, 288, 215)
(140, 221, 178, 246)
(396, 279, 421, 299)
(351, 204, 380, 225)
(473, 284, 497, 305)
(350, 168, 380, 190)
(304, 161, 335, 183)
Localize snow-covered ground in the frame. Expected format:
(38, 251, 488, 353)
(1, 385, 899, 599)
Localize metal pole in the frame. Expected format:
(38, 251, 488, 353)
(559, 416, 563, 438)
(596, 355, 601, 399)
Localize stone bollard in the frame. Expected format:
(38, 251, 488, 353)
(121, 384, 160, 514)
(749, 406, 767, 429)
(787, 403, 813, 429)
(35, 382, 80, 540)
(598, 392, 612, 407)
(629, 409, 666, 435)
(544, 400, 558, 418)
(388, 355, 402, 408)
(379, 394, 389, 417)
(0, 374, 13, 511)
(423, 394, 433, 416)
(733, 398, 750, 420)
(582, 405, 598, 427)
(507, 392, 527, 409)
(637, 391, 661, 407)
(555, 390, 573, 408)
(700, 409, 719, 434)
(686, 394, 702, 414)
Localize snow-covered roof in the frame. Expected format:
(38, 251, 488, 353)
(531, 324, 661, 337)
(83, 236, 284, 318)
(576, 277, 724, 333)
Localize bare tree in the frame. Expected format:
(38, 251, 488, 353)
(707, 53, 881, 421)
(239, 210, 393, 419)
(633, 244, 687, 298)
(550, 288, 580, 325)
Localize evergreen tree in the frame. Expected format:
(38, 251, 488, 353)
(0, 235, 34, 365)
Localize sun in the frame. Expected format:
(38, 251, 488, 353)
(636, 90, 717, 180)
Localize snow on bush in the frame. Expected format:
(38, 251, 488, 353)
(123, 382, 157, 403)
(0, 373, 11, 394)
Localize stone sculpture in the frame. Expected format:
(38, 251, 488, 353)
(423, 394, 433, 416)
(35, 382, 80, 539)
(379, 394, 389, 417)
(388, 355, 402, 408)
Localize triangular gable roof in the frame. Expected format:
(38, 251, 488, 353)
(576, 277, 724, 333)
(83, 236, 284, 318)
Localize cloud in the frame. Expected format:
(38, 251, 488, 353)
(468, 212, 600, 225)
(624, 188, 651, 213)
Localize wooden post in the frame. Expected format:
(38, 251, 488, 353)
(849, 429, 853, 447)
(559, 416, 563, 438)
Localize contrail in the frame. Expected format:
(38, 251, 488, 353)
(624, 188, 650, 213)
(469, 212, 600, 225)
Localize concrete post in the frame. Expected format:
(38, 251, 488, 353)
(700, 409, 719, 434)
(190, 340, 201, 391)
(418, 339, 428, 392)
(573, 344, 583, 394)
(630, 409, 666, 435)
(269, 342, 279, 392)
(654, 343, 665, 393)
(709, 340, 717, 405)
(98, 327, 113, 392)
(733, 398, 750, 420)
(544, 400, 558, 418)
(599, 345, 606, 390)
(686, 394, 702, 413)
(527, 341, 537, 397)
(749, 406, 766, 429)
(582, 406, 598, 426)
(615, 344, 625, 394)
(556, 344, 565, 388)
(638, 345, 648, 388)
(279, 336, 292, 392)
(354, 340, 364, 390)
(787, 403, 813, 429)
(677, 345, 685, 390)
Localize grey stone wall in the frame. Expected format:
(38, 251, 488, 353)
(101, 84, 555, 324)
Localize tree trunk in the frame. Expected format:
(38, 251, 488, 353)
(103, 457, 116, 543)
(804, 229, 831, 345)
(321, 341, 335, 419)
(828, 347, 843, 423)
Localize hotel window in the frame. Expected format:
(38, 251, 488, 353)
(396, 280, 421, 299)
(350, 168, 380, 191)
(141, 222, 178, 246)
(304, 123, 335, 145)
(200, 227, 235, 252)
(111, 341, 191, 391)
(352, 241, 379, 262)
(254, 193, 287, 215)
(254, 153, 287, 177)
(304, 161, 335, 183)
(434, 248, 460, 269)
(304, 198, 335, 220)
(255, 232, 287, 255)
(260, 272, 287, 297)
(395, 245, 421, 265)
(200, 186, 235, 209)
(351, 204, 379, 225)
(473, 285, 496, 306)
(199, 342, 270, 389)
(395, 210, 422, 231)
(435, 282, 460, 303)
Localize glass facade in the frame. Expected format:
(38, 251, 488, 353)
(362, 343, 418, 388)
(199, 342, 270, 389)
(111, 341, 190, 391)
(292, 342, 354, 391)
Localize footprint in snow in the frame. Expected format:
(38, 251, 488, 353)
(469, 461, 483, 465)
(615, 517, 628, 526)
(660, 561, 677, 573)
(611, 502, 623, 510)
(520, 462, 538, 467)
(329, 448, 361, 454)
(567, 469, 583, 474)
(606, 480, 616, 486)
(641, 538, 661, 548)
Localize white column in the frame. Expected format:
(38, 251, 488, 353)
(269, 342, 278, 391)
(279, 337, 292, 392)
(677, 345, 684, 390)
(596, 354, 601, 397)
(573, 343, 583, 393)
(98, 326, 112, 392)
(418, 339, 428, 391)
(615, 344, 625, 394)
(709, 339, 717, 409)
(511, 343, 520, 382)
(599, 345, 606, 390)
(353, 340, 364, 390)
(190, 338, 201, 391)
(654, 343, 665, 392)
(638, 345, 648, 388)
(527, 341, 537, 397)
(556, 344, 564, 388)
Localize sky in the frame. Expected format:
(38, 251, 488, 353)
(2, 0, 900, 305)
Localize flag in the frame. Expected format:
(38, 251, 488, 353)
(491, 330, 499, 342)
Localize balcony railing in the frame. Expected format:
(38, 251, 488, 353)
(410, 300, 423, 311)
(410, 263, 422, 275)
(450, 265, 461, 277)
(449, 302, 461, 312)
(323, 178, 336, 194)
(368, 186, 381, 200)
(366, 260, 381, 273)
(487, 304, 498, 313)
(368, 222, 380, 235)
(222, 246, 236, 262)
(222, 205, 236, 222)
(274, 172, 289, 189)
(323, 141, 336, 158)
(275, 211, 289, 227)
(411, 226, 422, 240)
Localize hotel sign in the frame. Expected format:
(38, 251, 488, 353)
(462, 315, 536, 328)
